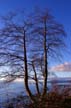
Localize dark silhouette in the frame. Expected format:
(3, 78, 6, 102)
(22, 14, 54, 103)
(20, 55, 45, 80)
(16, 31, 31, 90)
(0, 9, 66, 103)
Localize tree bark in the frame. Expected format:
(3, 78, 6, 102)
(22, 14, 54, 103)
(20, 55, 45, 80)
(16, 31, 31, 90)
(32, 62, 40, 95)
(43, 20, 48, 96)
(23, 31, 35, 102)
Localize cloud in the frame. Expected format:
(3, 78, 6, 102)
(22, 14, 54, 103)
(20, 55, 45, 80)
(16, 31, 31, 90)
(50, 62, 71, 72)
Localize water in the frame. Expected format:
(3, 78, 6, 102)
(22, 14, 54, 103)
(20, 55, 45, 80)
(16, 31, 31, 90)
(0, 78, 71, 107)
(0, 80, 42, 104)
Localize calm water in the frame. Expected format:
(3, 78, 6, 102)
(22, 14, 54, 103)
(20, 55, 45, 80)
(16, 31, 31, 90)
(0, 78, 71, 107)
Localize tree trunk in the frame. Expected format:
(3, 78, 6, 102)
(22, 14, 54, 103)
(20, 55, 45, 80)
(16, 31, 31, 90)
(23, 31, 35, 102)
(32, 62, 40, 95)
(42, 20, 48, 96)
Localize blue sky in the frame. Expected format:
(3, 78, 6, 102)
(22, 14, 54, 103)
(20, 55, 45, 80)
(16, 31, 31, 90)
(0, 0, 71, 76)
(0, 0, 70, 62)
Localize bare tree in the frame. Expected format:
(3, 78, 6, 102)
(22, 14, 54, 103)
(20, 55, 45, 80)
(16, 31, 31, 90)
(31, 9, 66, 96)
(0, 9, 66, 103)
(0, 12, 35, 101)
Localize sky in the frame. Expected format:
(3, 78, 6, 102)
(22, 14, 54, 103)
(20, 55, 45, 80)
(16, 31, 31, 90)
(0, 0, 71, 77)
(0, 0, 70, 60)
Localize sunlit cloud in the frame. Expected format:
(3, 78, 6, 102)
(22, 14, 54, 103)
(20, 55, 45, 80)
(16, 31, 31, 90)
(50, 62, 71, 72)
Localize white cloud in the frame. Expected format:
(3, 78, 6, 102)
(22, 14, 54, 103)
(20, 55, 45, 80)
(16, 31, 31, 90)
(50, 62, 71, 72)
